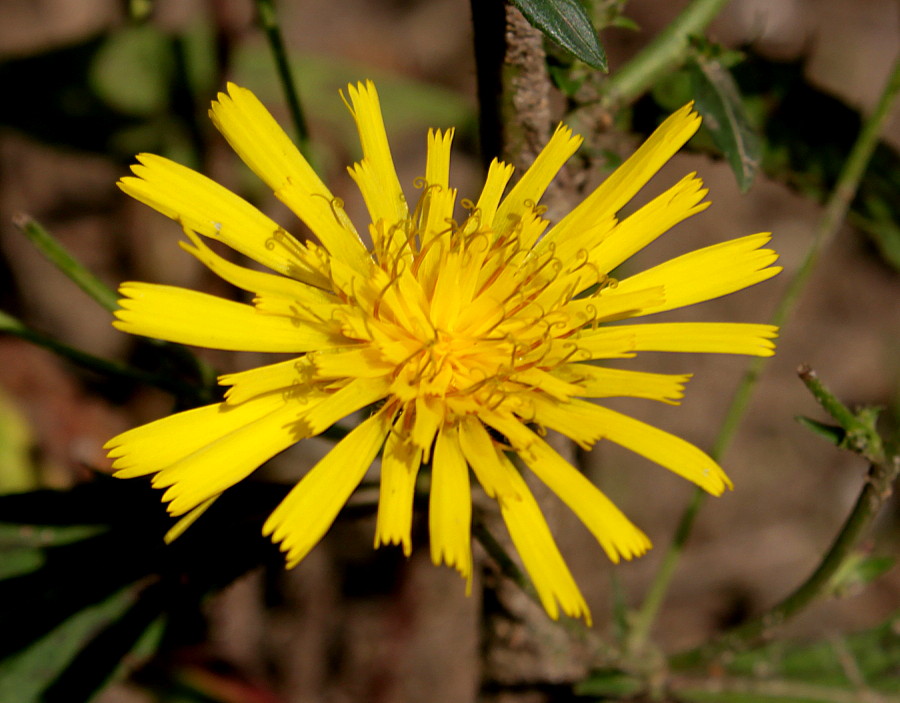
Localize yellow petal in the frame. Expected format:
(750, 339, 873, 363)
(482, 413, 652, 563)
(343, 80, 408, 226)
(311, 346, 394, 380)
(493, 123, 582, 236)
(209, 83, 370, 269)
(264, 409, 392, 567)
(220, 357, 313, 406)
(412, 395, 443, 460)
(114, 282, 336, 352)
(457, 417, 519, 500)
(429, 426, 473, 585)
(566, 285, 666, 324)
(465, 435, 590, 623)
(425, 127, 454, 192)
(626, 322, 779, 355)
(589, 403, 732, 494)
(155, 400, 303, 516)
(374, 417, 422, 556)
(179, 229, 333, 301)
(512, 368, 584, 402)
(571, 326, 637, 360)
(296, 377, 391, 437)
(164, 495, 218, 543)
(119, 154, 326, 285)
(555, 364, 691, 404)
(527, 395, 606, 449)
(531, 398, 731, 494)
(415, 184, 459, 290)
(590, 173, 709, 273)
(473, 158, 514, 228)
(107, 391, 286, 476)
(544, 103, 702, 250)
(611, 233, 781, 316)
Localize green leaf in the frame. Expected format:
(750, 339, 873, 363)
(0, 388, 36, 493)
(688, 56, 761, 192)
(827, 553, 895, 597)
(722, 612, 900, 692)
(0, 480, 285, 701)
(609, 15, 640, 31)
(0, 523, 108, 550)
(635, 52, 900, 272)
(677, 691, 861, 702)
(855, 193, 900, 270)
(510, 0, 608, 71)
(795, 416, 845, 447)
(575, 668, 644, 697)
(548, 63, 586, 97)
(41, 588, 166, 703)
(89, 25, 174, 116)
(0, 584, 141, 703)
(0, 549, 44, 580)
(0, 524, 110, 581)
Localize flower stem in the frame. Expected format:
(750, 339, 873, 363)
(628, 51, 900, 655)
(673, 451, 899, 668)
(14, 213, 120, 313)
(13, 213, 218, 404)
(472, 517, 536, 602)
(255, 0, 312, 159)
(0, 310, 194, 397)
(601, 0, 732, 107)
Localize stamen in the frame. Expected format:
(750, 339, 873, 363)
(410, 226, 453, 276)
(372, 271, 403, 320)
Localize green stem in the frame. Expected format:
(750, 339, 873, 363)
(625, 488, 705, 653)
(14, 214, 120, 313)
(472, 517, 536, 603)
(14, 213, 217, 405)
(255, 0, 312, 159)
(629, 51, 900, 654)
(0, 311, 194, 397)
(672, 453, 899, 668)
(602, 0, 732, 107)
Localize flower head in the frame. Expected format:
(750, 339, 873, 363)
(106, 81, 780, 623)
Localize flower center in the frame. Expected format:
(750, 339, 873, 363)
(349, 200, 604, 415)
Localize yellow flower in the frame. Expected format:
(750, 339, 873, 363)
(106, 81, 780, 624)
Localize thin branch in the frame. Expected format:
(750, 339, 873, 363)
(671, 672, 888, 703)
(672, 452, 898, 667)
(472, 518, 536, 602)
(255, 0, 312, 159)
(601, 0, 732, 107)
(14, 214, 218, 404)
(628, 51, 900, 654)
(14, 213, 120, 313)
(0, 311, 196, 398)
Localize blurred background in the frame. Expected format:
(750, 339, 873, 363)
(1, 1, 898, 701)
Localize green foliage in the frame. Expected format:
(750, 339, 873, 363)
(795, 416, 845, 447)
(0, 583, 160, 703)
(511, 0, 608, 70)
(798, 367, 886, 462)
(723, 613, 900, 693)
(90, 25, 175, 116)
(636, 51, 900, 272)
(0, 479, 287, 702)
(827, 552, 895, 597)
(575, 668, 644, 698)
(0, 389, 36, 494)
(687, 50, 761, 192)
(0, 36, 146, 155)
